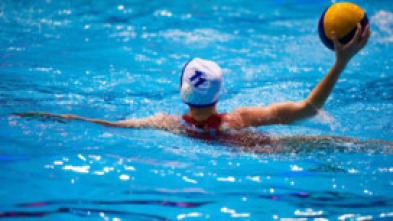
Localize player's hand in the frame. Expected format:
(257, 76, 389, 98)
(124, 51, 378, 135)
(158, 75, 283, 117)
(15, 112, 51, 117)
(16, 112, 77, 120)
(332, 23, 370, 64)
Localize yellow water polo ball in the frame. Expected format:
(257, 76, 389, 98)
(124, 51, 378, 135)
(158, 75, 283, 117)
(318, 2, 369, 50)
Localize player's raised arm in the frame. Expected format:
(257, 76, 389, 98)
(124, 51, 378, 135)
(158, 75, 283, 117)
(306, 23, 370, 110)
(16, 112, 182, 130)
(224, 24, 370, 129)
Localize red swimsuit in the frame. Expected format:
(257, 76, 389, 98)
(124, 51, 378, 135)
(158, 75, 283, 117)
(182, 113, 227, 134)
(182, 113, 271, 148)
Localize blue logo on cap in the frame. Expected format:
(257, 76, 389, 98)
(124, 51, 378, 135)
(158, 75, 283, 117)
(189, 70, 207, 88)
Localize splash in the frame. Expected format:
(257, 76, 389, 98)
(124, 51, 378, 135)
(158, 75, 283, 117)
(371, 10, 393, 43)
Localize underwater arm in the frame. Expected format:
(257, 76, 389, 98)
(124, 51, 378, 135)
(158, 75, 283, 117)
(17, 112, 134, 127)
(226, 24, 370, 129)
(270, 135, 393, 154)
(17, 112, 181, 130)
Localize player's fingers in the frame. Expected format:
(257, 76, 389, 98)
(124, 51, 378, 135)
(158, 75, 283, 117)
(361, 24, 370, 39)
(331, 31, 341, 50)
(360, 28, 371, 48)
(364, 25, 370, 40)
(348, 23, 361, 47)
(350, 23, 362, 44)
(19, 112, 42, 116)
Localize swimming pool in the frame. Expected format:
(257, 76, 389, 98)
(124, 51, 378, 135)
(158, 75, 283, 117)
(1, 0, 393, 220)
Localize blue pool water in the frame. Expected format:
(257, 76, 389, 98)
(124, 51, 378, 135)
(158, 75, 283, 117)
(1, 0, 393, 220)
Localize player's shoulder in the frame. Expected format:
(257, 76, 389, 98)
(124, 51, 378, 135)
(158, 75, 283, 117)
(221, 108, 252, 130)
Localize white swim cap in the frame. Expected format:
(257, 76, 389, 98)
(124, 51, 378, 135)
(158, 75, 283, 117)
(180, 58, 223, 107)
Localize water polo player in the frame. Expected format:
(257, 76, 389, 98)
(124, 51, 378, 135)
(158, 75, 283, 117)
(18, 23, 372, 152)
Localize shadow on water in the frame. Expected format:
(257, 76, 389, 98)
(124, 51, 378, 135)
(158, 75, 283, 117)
(0, 199, 210, 220)
(5, 187, 392, 220)
(0, 207, 169, 220)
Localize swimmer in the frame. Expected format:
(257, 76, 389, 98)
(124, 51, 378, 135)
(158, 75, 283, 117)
(18, 24, 383, 153)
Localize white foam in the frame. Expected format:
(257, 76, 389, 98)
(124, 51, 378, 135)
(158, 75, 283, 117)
(177, 212, 202, 220)
(63, 165, 90, 173)
(161, 29, 233, 45)
(217, 176, 235, 182)
(182, 176, 197, 184)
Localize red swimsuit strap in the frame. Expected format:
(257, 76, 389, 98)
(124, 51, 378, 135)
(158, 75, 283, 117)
(182, 113, 227, 132)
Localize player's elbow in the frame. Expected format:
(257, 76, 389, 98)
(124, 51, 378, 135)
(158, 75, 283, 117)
(279, 101, 318, 124)
(297, 100, 319, 119)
